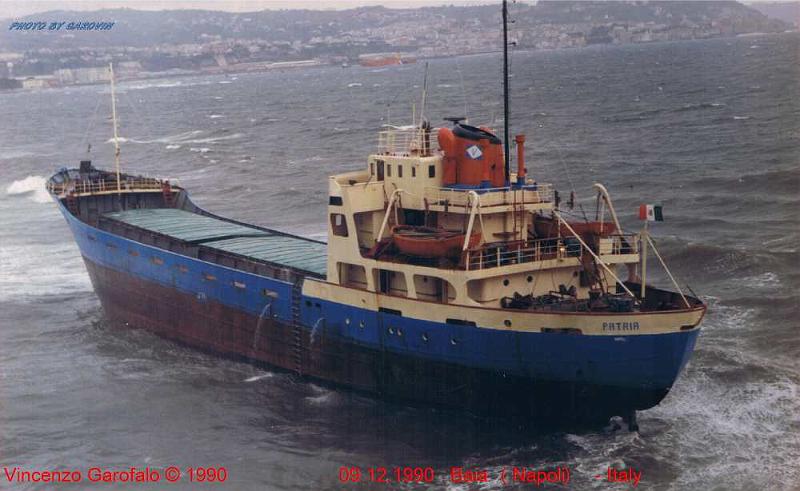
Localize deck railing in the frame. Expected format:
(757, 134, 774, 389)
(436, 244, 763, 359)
(47, 177, 172, 196)
(464, 237, 581, 270)
(424, 184, 553, 208)
(377, 127, 434, 155)
(463, 233, 639, 271)
(598, 234, 640, 256)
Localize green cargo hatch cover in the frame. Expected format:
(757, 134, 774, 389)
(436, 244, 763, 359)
(103, 208, 327, 276)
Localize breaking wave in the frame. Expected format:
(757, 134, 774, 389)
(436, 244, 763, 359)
(5, 175, 50, 204)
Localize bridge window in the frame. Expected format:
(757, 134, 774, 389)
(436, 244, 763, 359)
(428, 165, 435, 178)
(414, 274, 454, 303)
(376, 160, 385, 181)
(330, 213, 348, 237)
(398, 165, 403, 178)
(337, 262, 367, 289)
(375, 269, 408, 297)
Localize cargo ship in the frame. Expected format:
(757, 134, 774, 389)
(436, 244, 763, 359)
(358, 52, 417, 67)
(46, 5, 704, 429)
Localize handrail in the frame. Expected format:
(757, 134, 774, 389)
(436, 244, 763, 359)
(464, 236, 582, 270)
(424, 184, 553, 208)
(47, 177, 174, 196)
(377, 127, 434, 155)
(462, 233, 639, 271)
(553, 210, 637, 299)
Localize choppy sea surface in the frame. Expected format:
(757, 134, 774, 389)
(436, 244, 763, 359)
(1, 33, 798, 490)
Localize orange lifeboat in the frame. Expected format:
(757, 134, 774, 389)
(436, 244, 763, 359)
(533, 215, 617, 240)
(392, 225, 481, 258)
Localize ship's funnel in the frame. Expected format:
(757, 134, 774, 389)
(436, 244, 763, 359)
(437, 122, 505, 188)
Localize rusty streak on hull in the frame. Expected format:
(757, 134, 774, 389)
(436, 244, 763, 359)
(84, 256, 669, 424)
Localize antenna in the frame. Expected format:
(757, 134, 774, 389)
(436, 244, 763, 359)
(502, 0, 510, 183)
(109, 62, 121, 193)
(419, 62, 429, 127)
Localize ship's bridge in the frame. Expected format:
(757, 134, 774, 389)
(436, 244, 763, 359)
(354, 125, 554, 214)
(323, 123, 643, 309)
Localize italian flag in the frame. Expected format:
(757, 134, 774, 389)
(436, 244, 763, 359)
(639, 204, 664, 221)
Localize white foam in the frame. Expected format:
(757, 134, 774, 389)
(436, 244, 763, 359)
(244, 373, 274, 383)
(124, 80, 183, 91)
(0, 149, 35, 160)
(186, 133, 243, 144)
(0, 242, 92, 300)
(5, 175, 50, 204)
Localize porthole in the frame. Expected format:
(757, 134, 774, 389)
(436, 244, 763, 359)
(504, 319, 512, 327)
(388, 327, 395, 335)
(503, 279, 509, 286)
(305, 300, 312, 307)
(422, 333, 428, 342)
(397, 328, 403, 337)
(527, 275, 533, 283)
(450, 337, 458, 345)
(345, 318, 351, 325)
(359, 320, 365, 329)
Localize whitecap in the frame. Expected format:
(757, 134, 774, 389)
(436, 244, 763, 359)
(347, 82, 362, 88)
(0, 242, 92, 300)
(5, 175, 50, 204)
(187, 133, 243, 144)
(244, 373, 274, 383)
(0, 149, 35, 160)
(165, 144, 181, 149)
(189, 147, 211, 153)
(208, 114, 224, 119)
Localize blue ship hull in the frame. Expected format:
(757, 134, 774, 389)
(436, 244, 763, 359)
(55, 196, 700, 424)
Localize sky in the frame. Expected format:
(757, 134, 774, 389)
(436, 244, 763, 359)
(0, 0, 495, 18)
(0, 0, 788, 19)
